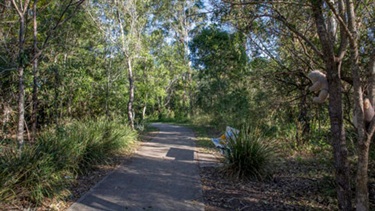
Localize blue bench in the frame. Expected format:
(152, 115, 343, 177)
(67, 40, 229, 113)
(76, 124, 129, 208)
(211, 126, 239, 155)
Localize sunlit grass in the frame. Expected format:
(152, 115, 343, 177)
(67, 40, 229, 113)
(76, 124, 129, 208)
(186, 122, 221, 154)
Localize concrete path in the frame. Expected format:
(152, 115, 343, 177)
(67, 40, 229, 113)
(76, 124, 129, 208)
(68, 123, 208, 211)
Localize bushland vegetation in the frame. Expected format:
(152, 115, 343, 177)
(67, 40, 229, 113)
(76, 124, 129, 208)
(1, 0, 374, 210)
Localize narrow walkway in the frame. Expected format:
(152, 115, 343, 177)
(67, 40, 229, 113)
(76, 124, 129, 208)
(68, 123, 205, 211)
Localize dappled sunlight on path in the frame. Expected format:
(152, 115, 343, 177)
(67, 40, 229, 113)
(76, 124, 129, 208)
(68, 123, 204, 211)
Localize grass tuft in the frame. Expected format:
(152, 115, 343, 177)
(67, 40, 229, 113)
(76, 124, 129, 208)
(222, 126, 276, 181)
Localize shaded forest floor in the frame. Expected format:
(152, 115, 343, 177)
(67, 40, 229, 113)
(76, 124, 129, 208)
(200, 157, 375, 210)
(200, 157, 337, 210)
(193, 124, 375, 211)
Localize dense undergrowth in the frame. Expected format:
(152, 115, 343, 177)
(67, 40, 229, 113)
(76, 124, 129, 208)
(188, 114, 335, 180)
(187, 114, 375, 209)
(188, 117, 340, 209)
(0, 118, 137, 206)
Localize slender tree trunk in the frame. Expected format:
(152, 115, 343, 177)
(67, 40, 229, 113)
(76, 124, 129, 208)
(141, 93, 148, 121)
(356, 135, 370, 211)
(115, 0, 135, 129)
(177, 0, 194, 118)
(345, 0, 371, 209)
(12, 0, 30, 149)
(31, 0, 38, 142)
(368, 50, 375, 106)
(105, 56, 111, 119)
(296, 88, 310, 145)
(142, 105, 147, 121)
(328, 63, 352, 211)
(54, 66, 60, 129)
(351, 41, 369, 211)
(311, 0, 351, 209)
(17, 65, 25, 149)
(127, 58, 135, 129)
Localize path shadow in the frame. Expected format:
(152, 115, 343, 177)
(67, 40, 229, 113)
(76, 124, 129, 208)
(166, 148, 194, 161)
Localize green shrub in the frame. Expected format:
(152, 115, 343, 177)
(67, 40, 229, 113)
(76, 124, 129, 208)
(0, 118, 137, 205)
(222, 127, 276, 180)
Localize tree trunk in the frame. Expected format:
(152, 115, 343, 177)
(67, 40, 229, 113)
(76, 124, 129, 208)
(31, 0, 38, 142)
(327, 64, 352, 211)
(346, 0, 371, 209)
(296, 88, 310, 145)
(17, 66, 25, 149)
(142, 105, 147, 121)
(368, 50, 375, 106)
(54, 66, 60, 129)
(356, 135, 370, 211)
(311, 0, 352, 209)
(127, 58, 135, 130)
(105, 56, 111, 119)
(12, 0, 30, 149)
(115, 0, 136, 129)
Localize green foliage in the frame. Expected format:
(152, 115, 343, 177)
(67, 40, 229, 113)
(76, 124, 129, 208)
(190, 25, 252, 128)
(151, 114, 190, 124)
(0, 145, 69, 204)
(73, 119, 137, 173)
(187, 121, 220, 154)
(0, 119, 137, 204)
(222, 126, 276, 181)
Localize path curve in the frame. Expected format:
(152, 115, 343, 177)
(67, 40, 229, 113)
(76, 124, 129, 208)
(68, 123, 205, 211)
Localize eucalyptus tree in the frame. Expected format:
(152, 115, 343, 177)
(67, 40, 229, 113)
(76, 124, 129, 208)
(142, 28, 185, 119)
(212, 0, 375, 209)
(44, 17, 107, 121)
(150, 0, 206, 117)
(95, 0, 150, 129)
(31, 0, 38, 140)
(190, 25, 250, 126)
(11, 0, 31, 148)
(30, 0, 85, 134)
(9, 0, 86, 147)
(133, 49, 170, 122)
(156, 44, 190, 118)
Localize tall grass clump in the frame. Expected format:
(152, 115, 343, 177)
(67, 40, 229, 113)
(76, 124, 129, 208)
(222, 126, 276, 180)
(0, 145, 69, 204)
(37, 118, 137, 174)
(0, 118, 137, 205)
(72, 119, 137, 173)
